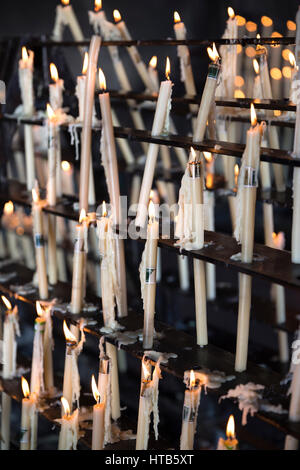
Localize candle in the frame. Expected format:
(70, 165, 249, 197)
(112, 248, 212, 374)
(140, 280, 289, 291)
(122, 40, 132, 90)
(113, 10, 155, 93)
(91, 375, 105, 450)
(32, 184, 48, 300)
(37, 302, 54, 393)
(203, 154, 216, 301)
(62, 321, 82, 412)
(173, 11, 197, 117)
(79, 36, 101, 212)
(70, 209, 87, 314)
(30, 310, 45, 399)
(97, 340, 112, 443)
(20, 377, 37, 450)
(98, 69, 128, 318)
(19, 46, 35, 190)
(148, 56, 159, 92)
(49, 63, 64, 111)
(180, 370, 204, 450)
(256, 45, 286, 192)
(140, 201, 159, 349)
(61, 160, 75, 195)
(1, 296, 19, 450)
(52, 0, 85, 54)
(270, 32, 283, 99)
(2, 201, 21, 261)
(291, 56, 300, 264)
(135, 58, 173, 228)
(217, 415, 238, 450)
(58, 397, 79, 450)
(235, 105, 265, 372)
(136, 359, 162, 450)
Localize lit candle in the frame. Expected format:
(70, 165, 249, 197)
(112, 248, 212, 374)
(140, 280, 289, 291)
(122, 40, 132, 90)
(30, 306, 46, 399)
(235, 105, 265, 372)
(32, 184, 48, 300)
(70, 209, 87, 314)
(79, 36, 101, 212)
(203, 153, 216, 301)
(49, 63, 64, 111)
(88, 0, 105, 34)
(62, 321, 82, 412)
(52, 0, 85, 54)
(173, 11, 197, 116)
(256, 45, 286, 192)
(148, 56, 159, 92)
(58, 397, 79, 450)
(61, 160, 75, 195)
(217, 415, 238, 450)
(113, 9, 155, 93)
(91, 375, 105, 450)
(136, 359, 162, 450)
(37, 302, 54, 393)
(20, 377, 37, 450)
(140, 201, 159, 349)
(135, 58, 173, 228)
(1, 296, 19, 450)
(19, 46, 35, 190)
(2, 201, 20, 260)
(98, 69, 128, 318)
(180, 370, 205, 450)
(97, 341, 112, 442)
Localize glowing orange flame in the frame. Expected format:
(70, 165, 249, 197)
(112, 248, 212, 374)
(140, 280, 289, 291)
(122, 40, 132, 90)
(174, 11, 181, 24)
(228, 7, 235, 19)
(79, 208, 86, 224)
(235, 76, 244, 88)
(207, 43, 219, 62)
(63, 320, 77, 343)
(149, 56, 157, 69)
(82, 52, 89, 75)
(226, 415, 236, 439)
(36, 301, 44, 317)
(91, 375, 101, 403)
(61, 397, 70, 417)
(50, 63, 59, 82)
(253, 59, 260, 75)
(21, 377, 30, 399)
(22, 47, 29, 62)
(102, 201, 107, 218)
(246, 21, 257, 33)
(165, 57, 171, 80)
(61, 160, 71, 172)
(287, 20, 296, 32)
(1, 296, 12, 311)
(4, 201, 14, 216)
(282, 66, 292, 79)
(94, 0, 102, 12)
(234, 89, 245, 99)
(289, 52, 297, 68)
(61, 0, 70, 5)
(204, 152, 213, 163)
(32, 188, 39, 204)
(99, 68, 106, 91)
(190, 147, 196, 162)
(190, 370, 196, 388)
(236, 15, 246, 27)
(234, 164, 240, 177)
(113, 9, 121, 23)
(270, 67, 282, 80)
(47, 103, 56, 121)
(148, 200, 155, 220)
(261, 16, 273, 28)
(251, 103, 257, 127)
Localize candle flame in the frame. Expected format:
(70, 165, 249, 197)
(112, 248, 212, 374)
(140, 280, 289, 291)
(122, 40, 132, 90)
(246, 21, 257, 33)
(1, 296, 12, 311)
(207, 43, 219, 62)
(272, 231, 285, 249)
(189, 146, 197, 162)
(63, 320, 77, 343)
(47, 103, 56, 120)
(148, 200, 155, 220)
(228, 7, 235, 19)
(61, 160, 71, 172)
(253, 59, 260, 75)
(287, 20, 296, 32)
(99, 68, 106, 91)
(165, 57, 171, 80)
(257, 33, 261, 39)
(270, 67, 282, 80)
(142, 361, 151, 381)
(289, 52, 297, 68)
(21, 377, 30, 399)
(102, 201, 107, 217)
(61, 397, 70, 417)
(236, 15, 246, 27)
(50, 63, 59, 82)
(234, 89, 245, 99)
(32, 188, 39, 204)
(82, 52, 89, 75)
(4, 200, 14, 216)
(113, 9, 121, 23)
(36, 301, 44, 317)
(22, 46, 29, 62)
(94, 0, 102, 12)
(174, 11, 181, 23)
(251, 103, 257, 127)
(204, 152, 213, 163)
(79, 208, 86, 224)
(261, 16, 273, 28)
(91, 375, 101, 403)
(61, 0, 70, 5)
(234, 164, 240, 177)
(226, 415, 236, 439)
(190, 370, 196, 388)
(149, 56, 157, 69)
(282, 66, 292, 79)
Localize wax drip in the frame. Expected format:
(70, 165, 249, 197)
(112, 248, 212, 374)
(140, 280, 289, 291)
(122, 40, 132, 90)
(68, 123, 81, 161)
(71, 322, 86, 409)
(52, 5, 68, 41)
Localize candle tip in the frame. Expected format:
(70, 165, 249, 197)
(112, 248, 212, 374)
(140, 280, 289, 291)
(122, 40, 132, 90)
(91, 375, 101, 403)
(113, 9, 121, 23)
(1, 295, 12, 311)
(174, 11, 181, 24)
(165, 57, 171, 80)
(61, 397, 71, 417)
(99, 68, 107, 91)
(94, 0, 102, 12)
(21, 376, 30, 399)
(226, 415, 236, 439)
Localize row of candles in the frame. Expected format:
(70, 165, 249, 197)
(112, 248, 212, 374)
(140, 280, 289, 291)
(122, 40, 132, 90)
(1, 293, 238, 450)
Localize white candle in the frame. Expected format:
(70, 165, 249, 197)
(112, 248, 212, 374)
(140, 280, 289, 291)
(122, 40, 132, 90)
(20, 377, 37, 450)
(135, 58, 173, 228)
(19, 47, 35, 190)
(32, 185, 48, 300)
(62, 321, 82, 412)
(49, 63, 64, 111)
(113, 10, 155, 93)
(37, 301, 54, 393)
(291, 56, 300, 264)
(217, 415, 238, 450)
(61, 160, 75, 195)
(30, 315, 45, 399)
(70, 210, 87, 314)
(91, 375, 105, 450)
(180, 370, 203, 450)
(79, 36, 101, 212)
(52, 0, 85, 55)
(58, 397, 79, 450)
(148, 56, 159, 92)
